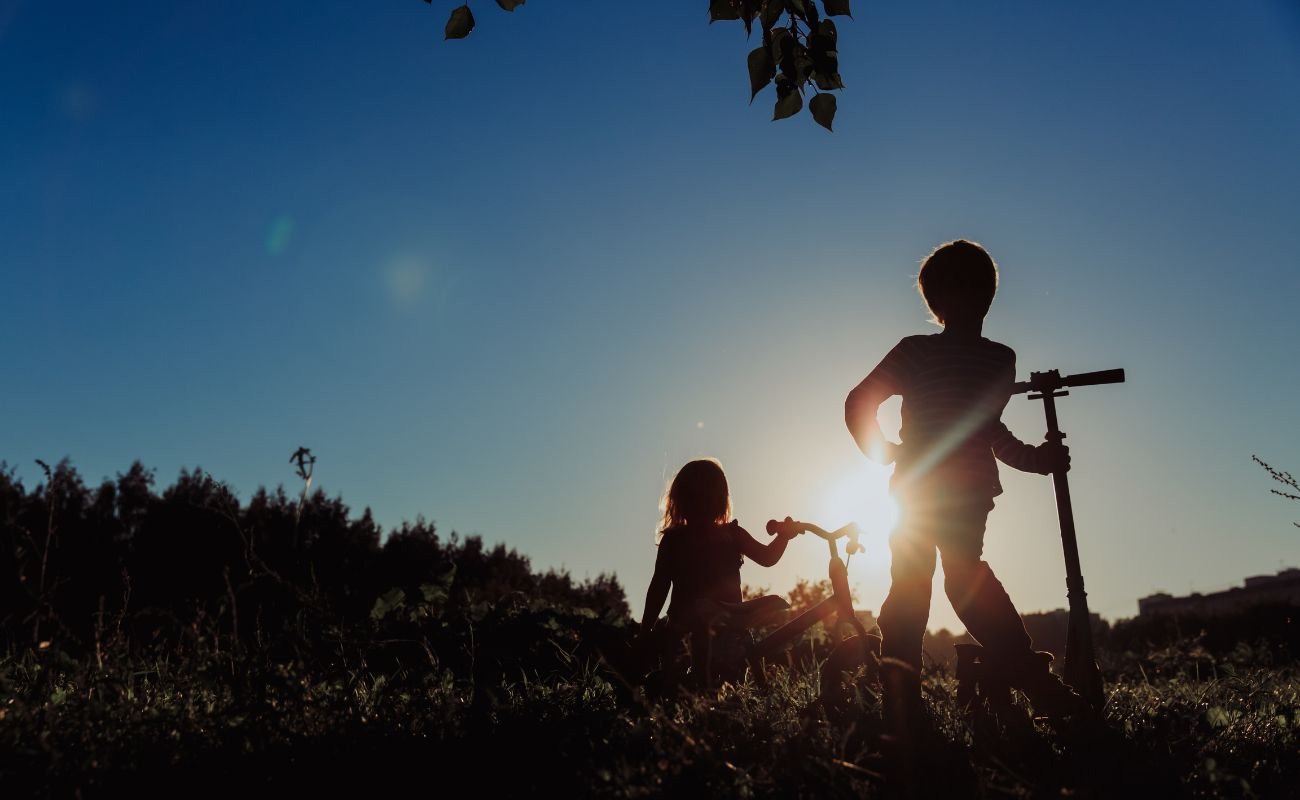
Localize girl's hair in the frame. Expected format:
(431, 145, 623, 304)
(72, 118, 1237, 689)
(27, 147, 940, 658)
(916, 239, 999, 325)
(657, 458, 732, 542)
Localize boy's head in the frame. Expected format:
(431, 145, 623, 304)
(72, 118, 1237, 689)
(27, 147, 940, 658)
(917, 239, 999, 325)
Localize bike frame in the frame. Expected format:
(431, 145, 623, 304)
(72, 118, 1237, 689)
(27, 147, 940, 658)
(749, 522, 870, 659)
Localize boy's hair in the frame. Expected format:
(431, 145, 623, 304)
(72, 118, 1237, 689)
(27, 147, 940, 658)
(917, 239, 999, 325)
(658, 458, 732, 541)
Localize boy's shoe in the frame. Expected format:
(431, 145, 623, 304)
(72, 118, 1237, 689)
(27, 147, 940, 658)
(1007, 652, 1088, 718)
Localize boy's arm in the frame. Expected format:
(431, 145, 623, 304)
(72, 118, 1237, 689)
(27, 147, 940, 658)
(989, 421, 1068, 474)
(989, 350, 1069, 474)
(734, 521, 794, 567)
(845, 340, 911, 464)
(641, 543, 672, 627)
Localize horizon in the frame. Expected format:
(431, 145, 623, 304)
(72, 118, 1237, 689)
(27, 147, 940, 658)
(3, 1, 1299, 633)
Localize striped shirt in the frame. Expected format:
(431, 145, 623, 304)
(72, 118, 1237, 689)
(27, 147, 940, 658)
(846, 332, 1047, 498)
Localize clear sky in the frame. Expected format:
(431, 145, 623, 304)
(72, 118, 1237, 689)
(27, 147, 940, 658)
(3, 1, 1299, 631)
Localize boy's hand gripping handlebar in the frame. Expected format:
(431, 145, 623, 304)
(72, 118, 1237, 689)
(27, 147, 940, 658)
(766, 518, 864, 556)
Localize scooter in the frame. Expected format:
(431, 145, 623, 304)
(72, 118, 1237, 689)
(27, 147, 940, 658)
(1010, 367, 1125, 712)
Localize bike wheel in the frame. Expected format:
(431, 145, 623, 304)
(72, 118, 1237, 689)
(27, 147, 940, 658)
(820, 634, 882, 720)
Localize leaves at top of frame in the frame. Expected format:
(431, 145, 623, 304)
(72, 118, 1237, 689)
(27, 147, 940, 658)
(823, 0, 852, 18)
(769, 27, 793, 64)
(445, 4, 475, 39)
(739, 0, 761, 36)
(773, 77, 802, 120)
(747, 45, 775, 102)
(809, 92, 836, 131)
(495, 0, 525, 10)
(710, 0, 741, 23)
(760, 0, 785, 31)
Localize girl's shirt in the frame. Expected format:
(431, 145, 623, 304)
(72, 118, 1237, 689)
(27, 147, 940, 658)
(655, 521, 745, 624)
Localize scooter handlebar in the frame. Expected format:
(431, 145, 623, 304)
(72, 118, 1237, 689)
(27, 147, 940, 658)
(1012, 367, 1126, 395)
(1064, 368, 1126, 388)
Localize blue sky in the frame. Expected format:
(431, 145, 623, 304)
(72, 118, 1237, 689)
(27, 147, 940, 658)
(3, 1, 1299, 631)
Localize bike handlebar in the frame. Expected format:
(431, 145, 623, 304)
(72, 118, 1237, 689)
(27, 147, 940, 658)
(765, 519, 864, 554)
(1012, 368, 1125, 395)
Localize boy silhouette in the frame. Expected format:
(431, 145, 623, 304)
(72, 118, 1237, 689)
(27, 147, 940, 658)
(845, 240, 1082, 717)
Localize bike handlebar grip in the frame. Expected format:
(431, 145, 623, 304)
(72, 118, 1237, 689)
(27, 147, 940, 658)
(766, 519, 803, 538)
(1064, 368, 1125, 388)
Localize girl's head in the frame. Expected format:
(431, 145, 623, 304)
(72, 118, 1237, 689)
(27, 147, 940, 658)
(917, 239, 999, 325)
(658, 458, 732, 538)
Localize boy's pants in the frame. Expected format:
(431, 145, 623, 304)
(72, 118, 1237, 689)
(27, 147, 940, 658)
(877, 493, 1034, 675)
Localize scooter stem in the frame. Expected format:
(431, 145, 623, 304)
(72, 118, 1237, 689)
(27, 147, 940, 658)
(1036, 389, 1105, 711)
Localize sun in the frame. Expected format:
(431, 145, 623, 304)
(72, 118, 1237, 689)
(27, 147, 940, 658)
(818, 461, 898, 561)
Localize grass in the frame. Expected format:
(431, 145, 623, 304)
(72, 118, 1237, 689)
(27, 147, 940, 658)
(3, 633, 1298, 798)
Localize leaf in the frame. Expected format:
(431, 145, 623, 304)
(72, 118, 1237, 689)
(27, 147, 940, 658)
(823, 0, 852, 17)
(773, 81, 802, 121)
(370, 588, 407, 621)
(495, 0, 525, 9)
(761, 0, 784, 29)
(793, 46, 814, 84)
(813, 70, 844, 91)
(769, 27, 792, 63)
(741, 0, 762, 36)
(710, 0, 740, 22)
(810, 92, 836, 131)
(444, 4, 474, 39)
(747, 46, 775, 102)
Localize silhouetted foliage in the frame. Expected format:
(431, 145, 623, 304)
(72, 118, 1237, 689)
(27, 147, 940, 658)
(0, 459, 628, 658)
(422, 0, 851, 129)
(1253, 454, 1300, 528)
(1108, 603, 1300, 668)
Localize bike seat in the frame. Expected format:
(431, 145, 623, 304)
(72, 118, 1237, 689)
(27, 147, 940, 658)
(694, 595, 791, 629)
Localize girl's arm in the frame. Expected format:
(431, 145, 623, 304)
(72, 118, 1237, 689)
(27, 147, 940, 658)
(845, 340, 912, 464)
(735, 522, 794, 568)
(641, 543, 672, 628)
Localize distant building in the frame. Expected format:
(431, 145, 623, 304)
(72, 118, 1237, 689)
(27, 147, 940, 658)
(1138, 568, 1300, 617)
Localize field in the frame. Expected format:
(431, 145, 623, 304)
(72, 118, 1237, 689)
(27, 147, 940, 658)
(5, 595, 1300, 797)
(2, 464, 1298, 797)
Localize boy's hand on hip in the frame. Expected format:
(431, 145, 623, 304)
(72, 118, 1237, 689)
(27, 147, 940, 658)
(1035, 441, 1070, 474)
(872, 441, 901, 466)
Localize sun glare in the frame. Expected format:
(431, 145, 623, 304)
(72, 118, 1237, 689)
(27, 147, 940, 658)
(818, 461, 898, 563)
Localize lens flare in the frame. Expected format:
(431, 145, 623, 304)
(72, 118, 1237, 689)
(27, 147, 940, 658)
(819, 461, 897, 564)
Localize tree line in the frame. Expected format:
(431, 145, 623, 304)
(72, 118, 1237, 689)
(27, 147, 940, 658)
(0, 458, 628, 659)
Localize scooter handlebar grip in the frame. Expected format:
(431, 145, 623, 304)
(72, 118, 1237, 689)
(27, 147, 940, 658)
(1064, 368, 1125, 388)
